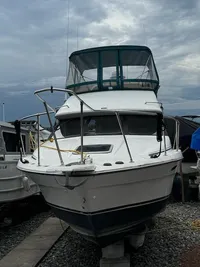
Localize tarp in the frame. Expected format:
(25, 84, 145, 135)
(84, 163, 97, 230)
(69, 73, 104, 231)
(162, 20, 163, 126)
(191, 127, 200, 150)
(164, 116, 199, 162)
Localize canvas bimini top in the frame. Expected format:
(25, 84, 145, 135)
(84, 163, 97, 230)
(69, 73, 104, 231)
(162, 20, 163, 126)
(66, 45, 160, 95)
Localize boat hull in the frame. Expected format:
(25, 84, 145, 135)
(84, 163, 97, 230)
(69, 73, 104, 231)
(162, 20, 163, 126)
(49, 195, 168, 247)
(0, 161, 40, 203)
(20, 159, 179, 247)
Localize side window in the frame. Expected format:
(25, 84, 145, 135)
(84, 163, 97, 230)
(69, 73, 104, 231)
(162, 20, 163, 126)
(3, 132, 26, 152)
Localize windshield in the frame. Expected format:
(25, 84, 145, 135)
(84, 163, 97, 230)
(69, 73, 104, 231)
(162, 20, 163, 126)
(59, 114, 158, 137)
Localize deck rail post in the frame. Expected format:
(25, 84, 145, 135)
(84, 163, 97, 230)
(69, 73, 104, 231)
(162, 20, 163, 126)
(43, 101, 64, 166)
(37, 114, 40, 166)
(80, 101, 84, 164)
(115, 112, 133, 163)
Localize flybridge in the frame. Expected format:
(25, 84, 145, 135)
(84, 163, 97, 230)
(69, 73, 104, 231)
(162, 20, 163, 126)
(66, 45, 160, 95)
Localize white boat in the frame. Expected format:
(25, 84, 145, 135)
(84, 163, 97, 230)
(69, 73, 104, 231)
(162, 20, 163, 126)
(10, 119, 51, 148)
(17, 45, 183, 247)
(0, 121, 40, 203)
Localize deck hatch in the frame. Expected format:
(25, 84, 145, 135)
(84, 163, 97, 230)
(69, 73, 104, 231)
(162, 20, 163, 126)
(76, 144, 112, 153)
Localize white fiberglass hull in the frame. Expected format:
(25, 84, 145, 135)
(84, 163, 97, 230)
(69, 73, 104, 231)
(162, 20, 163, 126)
(18, 157, 180, 246)
(0, 160, 40, 203)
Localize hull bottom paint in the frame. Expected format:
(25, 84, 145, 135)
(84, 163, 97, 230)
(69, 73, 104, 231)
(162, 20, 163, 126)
(49, 195, 168, 247)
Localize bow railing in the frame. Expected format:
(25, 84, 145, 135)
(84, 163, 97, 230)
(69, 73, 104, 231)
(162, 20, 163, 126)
(19, 87, 180, 167)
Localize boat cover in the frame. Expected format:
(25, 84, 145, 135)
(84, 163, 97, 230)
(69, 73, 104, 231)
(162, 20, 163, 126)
(191, 127, 200, 150)
(164, 116, 199, 162)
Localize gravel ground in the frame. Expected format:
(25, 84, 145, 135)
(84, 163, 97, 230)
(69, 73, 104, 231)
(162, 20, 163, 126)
(38, 202, 200, 267)
(0, 211, 51, 260)
(131, 202, 200, 267)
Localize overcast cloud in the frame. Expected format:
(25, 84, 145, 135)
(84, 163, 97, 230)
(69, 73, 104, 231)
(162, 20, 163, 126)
(0, 0, 200, 120)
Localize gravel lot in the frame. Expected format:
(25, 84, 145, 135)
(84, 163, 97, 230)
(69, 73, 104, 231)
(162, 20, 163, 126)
(0, 211, 51, 260)
(38, 202, 200, 267)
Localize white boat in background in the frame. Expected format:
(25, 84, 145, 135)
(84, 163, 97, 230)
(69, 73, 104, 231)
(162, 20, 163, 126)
(10, 119, 51, 149)
(20, 120, 51, 142)
(18, 45, 183, 247)
(0, 121, 40, 203)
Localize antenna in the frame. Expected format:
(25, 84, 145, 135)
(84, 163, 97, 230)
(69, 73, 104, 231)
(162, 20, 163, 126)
(142, 23, 148, 46)
(2, 103, 5, 122)
(65, 0, 70, 100)
(77, 26, 79, 50)
(66, 0, 70, 76)
(142, 0, 148, 46)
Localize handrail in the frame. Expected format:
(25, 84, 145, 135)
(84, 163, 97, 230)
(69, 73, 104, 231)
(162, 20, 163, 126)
(36, 115, 40, 166)
(18, 86, 179, 167)
(163, 129, 167, 156)
(34, 87, 134, 164)
(34, 87, 161, 115)
(115, 112, 133, 162)
(66, 78, 159, 90)
(20, 110, 57, 165)
(164, 115, 180, 151)
(34, 87, 96, 112)
(176, 120, 180, 151)
(20, 110, 55, 121)
(43, 101, 64, 166)
(80, 101, 84, 164)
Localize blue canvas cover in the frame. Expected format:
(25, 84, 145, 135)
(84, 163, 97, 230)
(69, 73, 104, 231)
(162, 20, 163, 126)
(191, 127, 200, 150)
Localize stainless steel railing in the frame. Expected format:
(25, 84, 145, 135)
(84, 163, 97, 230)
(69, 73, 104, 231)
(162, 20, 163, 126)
(34, 87, 134, 165)
(20, 110, 56, 166)
(19, 87, 179, 166)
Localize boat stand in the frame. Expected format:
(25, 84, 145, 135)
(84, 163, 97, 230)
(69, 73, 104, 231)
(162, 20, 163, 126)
(100, 229, 146, 267)
(100, 240, 130, 267)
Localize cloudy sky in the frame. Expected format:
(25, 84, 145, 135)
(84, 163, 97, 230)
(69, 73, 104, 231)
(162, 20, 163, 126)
(0, 0, 200, 122)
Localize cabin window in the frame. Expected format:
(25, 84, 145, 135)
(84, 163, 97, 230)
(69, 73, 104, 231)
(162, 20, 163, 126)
(59, 114, 157, 137)
(3, 132, 26, 152)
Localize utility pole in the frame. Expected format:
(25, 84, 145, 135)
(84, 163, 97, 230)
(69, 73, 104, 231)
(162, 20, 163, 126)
(2, 103, 5, 121)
